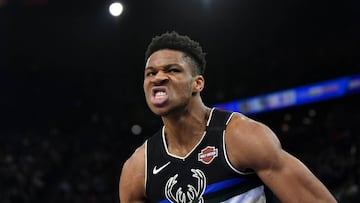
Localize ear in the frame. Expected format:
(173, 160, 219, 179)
(193, 75, 205, 93)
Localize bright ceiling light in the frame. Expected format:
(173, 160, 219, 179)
(109, 2, 123, 17)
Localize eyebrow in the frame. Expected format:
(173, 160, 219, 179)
(145, 63, 179, 70)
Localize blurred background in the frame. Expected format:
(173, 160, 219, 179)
(0, 0, 359, 202)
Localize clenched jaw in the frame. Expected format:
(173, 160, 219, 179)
(151, 86, 169, 106)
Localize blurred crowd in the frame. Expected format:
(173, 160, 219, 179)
(0, 127, 119, 203)
(0, 95, 359, 203)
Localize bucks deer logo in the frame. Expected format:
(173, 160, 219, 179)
(165, 169, 206, 203)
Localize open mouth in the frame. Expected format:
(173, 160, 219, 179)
(154, 91, 166, 99)
(151, 87, 169, 105)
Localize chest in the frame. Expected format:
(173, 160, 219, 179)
(146, 129, 244, 202)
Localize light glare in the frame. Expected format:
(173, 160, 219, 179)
(131, 124, 142, 135)
(109, 2, 123, 17)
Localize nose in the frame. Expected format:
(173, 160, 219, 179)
(151, 71, 169, 85)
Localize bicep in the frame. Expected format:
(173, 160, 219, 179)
(226, 116, 336, 202)
(257, 151, 336, 203)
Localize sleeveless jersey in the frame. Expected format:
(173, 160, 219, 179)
(145, 108, 266, 203)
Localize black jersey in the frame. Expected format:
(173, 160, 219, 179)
(145, 108, 266, 203)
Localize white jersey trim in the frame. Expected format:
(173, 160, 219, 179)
(144, 140, 148, 192)
(223, 113, 255, 175)
(221, 185, 266, 203)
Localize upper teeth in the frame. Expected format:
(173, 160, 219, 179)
(155, 91, 166, 98)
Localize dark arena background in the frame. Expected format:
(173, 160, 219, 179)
(1, 0, 359, 202)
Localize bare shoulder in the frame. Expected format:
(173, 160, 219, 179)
(225, 113, 337, 202)
(119, 143, 147, 202)
(225, 112, 282, 170)
(122, 143, 146, 172)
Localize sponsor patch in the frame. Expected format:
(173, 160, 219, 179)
(198, 146, 218, 164)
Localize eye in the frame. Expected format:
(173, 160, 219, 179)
(145, 71, 156, 77)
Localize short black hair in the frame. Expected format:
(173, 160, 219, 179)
(145, 31, 206, 75)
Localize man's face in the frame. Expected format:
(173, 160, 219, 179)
(143, 49, 202, 116)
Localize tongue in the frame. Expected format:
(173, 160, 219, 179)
(151, 93, 168, 105)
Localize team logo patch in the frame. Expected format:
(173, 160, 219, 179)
(198, 146, 218, 164)
(165, 169, 206, 203)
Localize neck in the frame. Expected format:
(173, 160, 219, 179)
(162, 104, 211, 157)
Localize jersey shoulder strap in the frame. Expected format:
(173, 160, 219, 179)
(206, 108, 233, 132)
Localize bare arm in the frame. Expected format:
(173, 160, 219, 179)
(119, 144, 147, 203)
(226, 113, 337, 203)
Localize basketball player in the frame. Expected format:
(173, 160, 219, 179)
(119, 31, 337, 203)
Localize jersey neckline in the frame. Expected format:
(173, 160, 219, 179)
(161, 108, 215, 161)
